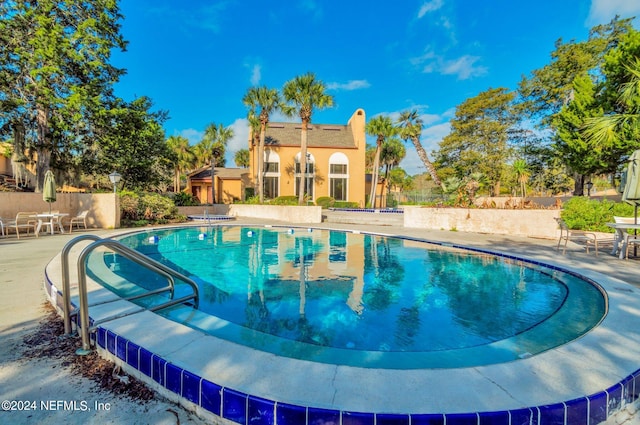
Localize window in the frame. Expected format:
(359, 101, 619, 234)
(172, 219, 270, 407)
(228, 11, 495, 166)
(264, 176, 278, 199)
(264, 162, 279, 173)
(263, 151, 280, 199)
(295, 152, 315, 200)
(329, 152, 349, 201)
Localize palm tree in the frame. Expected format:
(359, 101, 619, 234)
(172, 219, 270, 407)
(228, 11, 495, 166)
(234, 149, 250, 168)
(584, 59, 640, 148)
(366, 115, 397, 207)
(243, 86, 288, 203)
(166, 135, 195, 193)
(512, 159, 530, 199)
(197, 123, 234, 203)
(397, 109, 443, 189)
(283, 73, 334, 205)
(381, 138, 406, 202)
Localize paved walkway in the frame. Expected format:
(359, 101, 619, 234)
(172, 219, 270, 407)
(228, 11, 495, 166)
(1, 221, 640, 424)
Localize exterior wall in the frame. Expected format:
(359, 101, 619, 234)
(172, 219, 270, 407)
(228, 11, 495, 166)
(0, 154, 11, 176)
(403, 206, 561, 239)
(188, 177, 244, 204)
(248, 109, 367, 207)
(0, 193, 120, 229)
(178, 205, 322, 224)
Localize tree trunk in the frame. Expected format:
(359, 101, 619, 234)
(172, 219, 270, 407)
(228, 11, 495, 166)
(298, 122, 308, 206)
(573, 173, 584, 196)
(35, 104, 51, 193)
(411, 136, 443, 189)
(258, 122, 266, 203)
(210, 158, 216, 203)
(369, 142, 381, 208)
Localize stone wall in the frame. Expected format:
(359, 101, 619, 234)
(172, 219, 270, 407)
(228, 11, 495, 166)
(403, 206, 561, 239)
(177, 204, 323, 224)
(0, 192, 120, 229)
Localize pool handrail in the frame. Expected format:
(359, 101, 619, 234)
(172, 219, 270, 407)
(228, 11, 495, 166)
(61, 234, 103, 334)
(61, 235, 199, 353)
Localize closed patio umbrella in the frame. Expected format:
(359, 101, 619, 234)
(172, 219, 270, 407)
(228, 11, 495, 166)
(43, 170, 57, 213)
(622, 150, 640, 256)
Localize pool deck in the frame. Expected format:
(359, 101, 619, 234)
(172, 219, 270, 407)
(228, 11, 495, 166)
(5, 218, 640, 422)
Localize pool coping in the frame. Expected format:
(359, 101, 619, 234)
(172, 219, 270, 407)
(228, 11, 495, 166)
(43, 223, 640, 424)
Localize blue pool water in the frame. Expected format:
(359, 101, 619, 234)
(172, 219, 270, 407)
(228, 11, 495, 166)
(89, 226, 606, 369)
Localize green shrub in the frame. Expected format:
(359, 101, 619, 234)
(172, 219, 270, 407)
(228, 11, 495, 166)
(238, 195, 260, 204)
(172, 192, 200, 206)
(119, 190, 140, 220)
(119, 191, 178, 222)
(316, 197, 335, 208)
(334, 201, 359, 208)
(271, 196, 299, 205)
(561, 197, 635, 232)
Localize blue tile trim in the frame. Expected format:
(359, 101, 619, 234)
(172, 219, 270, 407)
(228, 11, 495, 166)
(64, 230, 640, 425)
(86, 328, 640, 425)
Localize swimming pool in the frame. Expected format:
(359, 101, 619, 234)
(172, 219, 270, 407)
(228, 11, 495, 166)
(89, 226, 605, 369)
(44, 223, 640, 424)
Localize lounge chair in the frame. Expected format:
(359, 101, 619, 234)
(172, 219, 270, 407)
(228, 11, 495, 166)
(6, 212, 38, 239)
(555, 217, 608, 255)
(68, 210, 89, 233)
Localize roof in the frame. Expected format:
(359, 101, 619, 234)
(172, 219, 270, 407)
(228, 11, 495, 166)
(188, 167, 248, 180)
(264, 122, 356, 149)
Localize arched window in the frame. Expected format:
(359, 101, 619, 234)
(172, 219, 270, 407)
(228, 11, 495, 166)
(263, 150, 280, 199)
(329, 152, 348, 201)
(294, 152, 315, 200)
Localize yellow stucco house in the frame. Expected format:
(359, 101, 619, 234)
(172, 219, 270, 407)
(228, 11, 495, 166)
(186, 166, 250, 204)
(249, 108, 367, 206)
(187, 109, 369, 206)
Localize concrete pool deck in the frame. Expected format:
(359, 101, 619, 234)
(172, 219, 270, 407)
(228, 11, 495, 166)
(4, 219, 640, 423)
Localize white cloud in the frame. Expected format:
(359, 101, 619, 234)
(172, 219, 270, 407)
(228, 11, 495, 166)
(440, 55, 488, 80)
(415, 53, 488, 80)
(327, 80, 371, 91)
(225, 118, 250, 166)
(587, 0, 640, 26)
(250, 64, 261, 86)
(179, 128, 204, 145)
(417, 0, 444, 19)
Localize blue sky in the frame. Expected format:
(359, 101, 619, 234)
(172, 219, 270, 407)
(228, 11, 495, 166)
(111, 0, 640, 175)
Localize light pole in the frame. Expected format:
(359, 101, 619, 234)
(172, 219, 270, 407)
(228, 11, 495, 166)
(586, 181, 593, 197)
(109, 171, 122, 193)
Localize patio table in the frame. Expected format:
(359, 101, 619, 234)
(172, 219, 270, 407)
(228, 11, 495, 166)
(34, 213, 69, 236)
(606, 222, 640, 259)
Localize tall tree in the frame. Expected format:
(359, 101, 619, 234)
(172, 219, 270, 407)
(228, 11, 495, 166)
(0, 0, 127, 191)
(197, 123, 234, 203)
(583, 31, 640, 164)
(243, 86, 288, 203)
(436, 88, 517, 196)
(365, 115, 397, 208)
(82, 96, 169, 190)
(397, 110, 443, 189)
(518, 17, 634, 123)
(551, 73, 605, 195)
(283, 73, 334, 205)
(166, 135, 195, 192)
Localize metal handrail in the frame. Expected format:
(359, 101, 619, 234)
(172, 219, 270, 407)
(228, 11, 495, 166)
(61, 235, 102, 334)
(60, 235, 199, 354)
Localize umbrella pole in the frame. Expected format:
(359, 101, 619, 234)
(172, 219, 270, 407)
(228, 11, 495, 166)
(635, 204, 638, 257)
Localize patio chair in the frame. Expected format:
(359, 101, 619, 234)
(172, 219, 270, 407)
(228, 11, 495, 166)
(68, 210, 89, 233)
(555, 217, 602, 255)
(6, 212, 38, 239)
